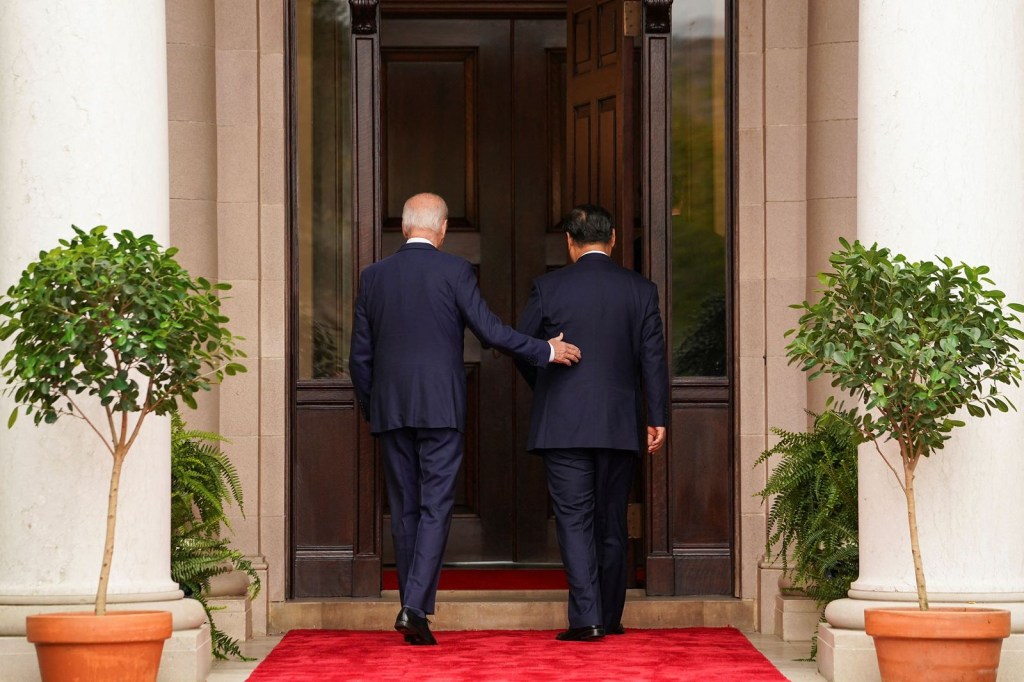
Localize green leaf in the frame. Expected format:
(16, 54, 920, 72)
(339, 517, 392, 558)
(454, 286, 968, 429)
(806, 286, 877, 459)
(753, 408, 860, 660)
(0, 225, 247, 438)
(784, 237, 1024, 478)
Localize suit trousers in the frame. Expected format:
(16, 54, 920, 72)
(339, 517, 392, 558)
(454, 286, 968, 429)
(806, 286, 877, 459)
(380, 427, 462, 616)
(542, 448, 636, 629)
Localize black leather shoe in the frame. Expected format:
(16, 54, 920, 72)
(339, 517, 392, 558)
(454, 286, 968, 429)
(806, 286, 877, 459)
(555, 625, 605, 641)
(395, 607, 437, 645)
(606, 623, 625, 635)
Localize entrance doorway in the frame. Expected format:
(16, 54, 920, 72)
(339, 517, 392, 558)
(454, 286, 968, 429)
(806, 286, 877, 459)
(289, 0, 735, 600)
(380, 16, 568, 565)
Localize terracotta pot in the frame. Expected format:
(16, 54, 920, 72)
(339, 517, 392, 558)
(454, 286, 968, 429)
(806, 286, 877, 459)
(864, 607, 1011, 682)
(26, 610, 173, 682)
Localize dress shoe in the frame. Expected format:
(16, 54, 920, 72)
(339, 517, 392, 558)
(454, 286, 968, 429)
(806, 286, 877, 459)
(395, 607, 437, 645)
(555, 625, 605, 641)
(606, 623, 626, 635)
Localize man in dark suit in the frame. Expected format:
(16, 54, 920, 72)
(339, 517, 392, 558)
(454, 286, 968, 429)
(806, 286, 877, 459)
(349, 192, 581, 646)
(516, 204, 669, 642)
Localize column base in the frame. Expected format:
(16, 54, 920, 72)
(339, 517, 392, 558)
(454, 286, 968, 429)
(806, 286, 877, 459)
(250, 556, 269, 636)
(818, 597, 1024, 682)
(158, 624, 213, 682)
(816, 623, 881, 682)
(817, 624, 1024, 682)
(775, 593, 820, 642)
(0, 596, 212, 681)
(207, 568, 256, 644)
(758, 559, 784, 635)
(0, 624, 212, 682)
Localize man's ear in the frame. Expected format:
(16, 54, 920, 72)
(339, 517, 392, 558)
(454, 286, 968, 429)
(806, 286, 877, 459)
(609, 229, 617, 249)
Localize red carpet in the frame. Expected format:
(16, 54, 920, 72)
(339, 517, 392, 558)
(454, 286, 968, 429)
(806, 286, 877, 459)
(247, 628, 787, 681)
(382, 568, 568, 590)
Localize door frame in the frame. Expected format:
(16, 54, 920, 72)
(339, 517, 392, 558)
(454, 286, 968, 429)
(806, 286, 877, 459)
(286, 0, 737, 599)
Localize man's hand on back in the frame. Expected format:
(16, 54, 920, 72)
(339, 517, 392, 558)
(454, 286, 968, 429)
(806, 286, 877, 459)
(548, 332, 581, 366)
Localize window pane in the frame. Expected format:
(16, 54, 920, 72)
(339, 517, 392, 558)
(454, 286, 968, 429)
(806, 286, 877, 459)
(670, 3, 728, 377)
(297, 0, 353, 379)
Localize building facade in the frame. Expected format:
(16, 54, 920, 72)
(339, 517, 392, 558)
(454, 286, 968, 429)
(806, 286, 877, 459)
(1, 1, 1021, 681)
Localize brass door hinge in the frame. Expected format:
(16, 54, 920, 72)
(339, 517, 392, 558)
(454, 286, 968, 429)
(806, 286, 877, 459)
(623, 1, 642, 38)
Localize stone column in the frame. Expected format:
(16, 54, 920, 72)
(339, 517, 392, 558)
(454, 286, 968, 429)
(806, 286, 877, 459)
(818, 2, 1024, 680)
(0, 2, 208, 680)
(804, 0, 857, 413)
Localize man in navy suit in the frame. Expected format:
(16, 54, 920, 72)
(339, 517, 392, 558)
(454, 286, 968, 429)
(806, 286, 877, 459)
(349, 192, 581, 645)
(516, 204, 669, 642)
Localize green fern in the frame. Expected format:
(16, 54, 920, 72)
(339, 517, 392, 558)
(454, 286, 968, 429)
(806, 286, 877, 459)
(755, 409, 861, 659)
(171, 411, 261, 661)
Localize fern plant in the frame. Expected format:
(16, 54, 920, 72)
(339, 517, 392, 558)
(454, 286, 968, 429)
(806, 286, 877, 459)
(755, 409, 861, 658)
(171, 410, 260, 661)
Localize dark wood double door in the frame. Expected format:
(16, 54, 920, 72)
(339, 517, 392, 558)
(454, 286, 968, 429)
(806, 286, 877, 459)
(290, 0, 735, 599)
(380, 7, 637, 566)
(380, 16, 568, 565)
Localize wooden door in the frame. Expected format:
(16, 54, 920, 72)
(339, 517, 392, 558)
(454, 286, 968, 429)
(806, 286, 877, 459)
(566, 0, 636, 268)
(379, 17, 566, 565)
(289, 0, 736, 599)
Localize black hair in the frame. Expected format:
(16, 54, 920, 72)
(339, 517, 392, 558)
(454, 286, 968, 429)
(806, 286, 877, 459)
(564, 204, 613, 245)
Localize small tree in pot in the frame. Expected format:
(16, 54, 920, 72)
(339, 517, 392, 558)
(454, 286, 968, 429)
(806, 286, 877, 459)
(0, 226, 246, 680)
(785, 238, 1022, 680)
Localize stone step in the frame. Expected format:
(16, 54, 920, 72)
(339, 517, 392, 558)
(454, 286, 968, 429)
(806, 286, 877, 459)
(271, 591, 755, 633)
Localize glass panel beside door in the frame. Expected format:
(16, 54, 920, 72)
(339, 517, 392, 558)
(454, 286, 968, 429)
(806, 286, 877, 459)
(671, 1, 727, 378)
(296, 0, 353, 380)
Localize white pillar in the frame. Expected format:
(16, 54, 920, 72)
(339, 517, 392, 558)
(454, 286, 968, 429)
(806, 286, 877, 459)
(0, 2, 208, 679)
(818, 2, 1024, 680)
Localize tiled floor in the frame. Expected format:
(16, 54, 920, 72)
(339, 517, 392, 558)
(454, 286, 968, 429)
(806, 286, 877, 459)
(207, 631, 826, 681)
(745, 633, 828, 682)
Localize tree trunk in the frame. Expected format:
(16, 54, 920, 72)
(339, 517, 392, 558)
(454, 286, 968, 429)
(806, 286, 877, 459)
(96, 449, 126, 616)
(903, 458, 928, 610)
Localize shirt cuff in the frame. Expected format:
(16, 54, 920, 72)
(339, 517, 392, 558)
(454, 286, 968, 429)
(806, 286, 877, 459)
(547, 342, 555, 363)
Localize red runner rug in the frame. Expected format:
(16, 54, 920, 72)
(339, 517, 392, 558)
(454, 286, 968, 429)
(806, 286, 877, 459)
(382, 568, 568, 590)
(248, 627, 788, 681)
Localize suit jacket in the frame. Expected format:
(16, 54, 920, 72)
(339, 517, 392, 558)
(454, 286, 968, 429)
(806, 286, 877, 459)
(349, 242, 551, 435)
(516, 253, 669, 452)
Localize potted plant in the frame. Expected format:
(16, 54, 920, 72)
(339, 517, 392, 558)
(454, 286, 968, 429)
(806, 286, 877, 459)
(170, 409, 260, 661)
(0, 226, 245, 681)
(755, 408, 861, 659)
(785, 238, 1020, 680)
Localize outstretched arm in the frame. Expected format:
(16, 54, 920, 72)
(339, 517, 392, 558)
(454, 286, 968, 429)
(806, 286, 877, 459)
(457, 264, 579, 369)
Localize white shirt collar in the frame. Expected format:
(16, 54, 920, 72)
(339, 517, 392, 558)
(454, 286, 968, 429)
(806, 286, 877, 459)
(406, 237, 434, 246)
(578, 249, 610, 258)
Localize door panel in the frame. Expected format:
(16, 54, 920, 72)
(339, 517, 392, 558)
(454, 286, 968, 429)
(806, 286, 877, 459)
(563, 0, 646, 584)
(290, 0, 737, 598)
(512, 19, 569, 563)
(292, 403, 359, 597)
(566, 0, 635, 268)
(670, 399, 731, 594)
(380, 17, 566, 565)
(382, 49, 477, 227)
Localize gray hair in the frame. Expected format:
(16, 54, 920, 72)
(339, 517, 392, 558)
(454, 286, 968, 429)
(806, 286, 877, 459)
(402, 193, 448, 236)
